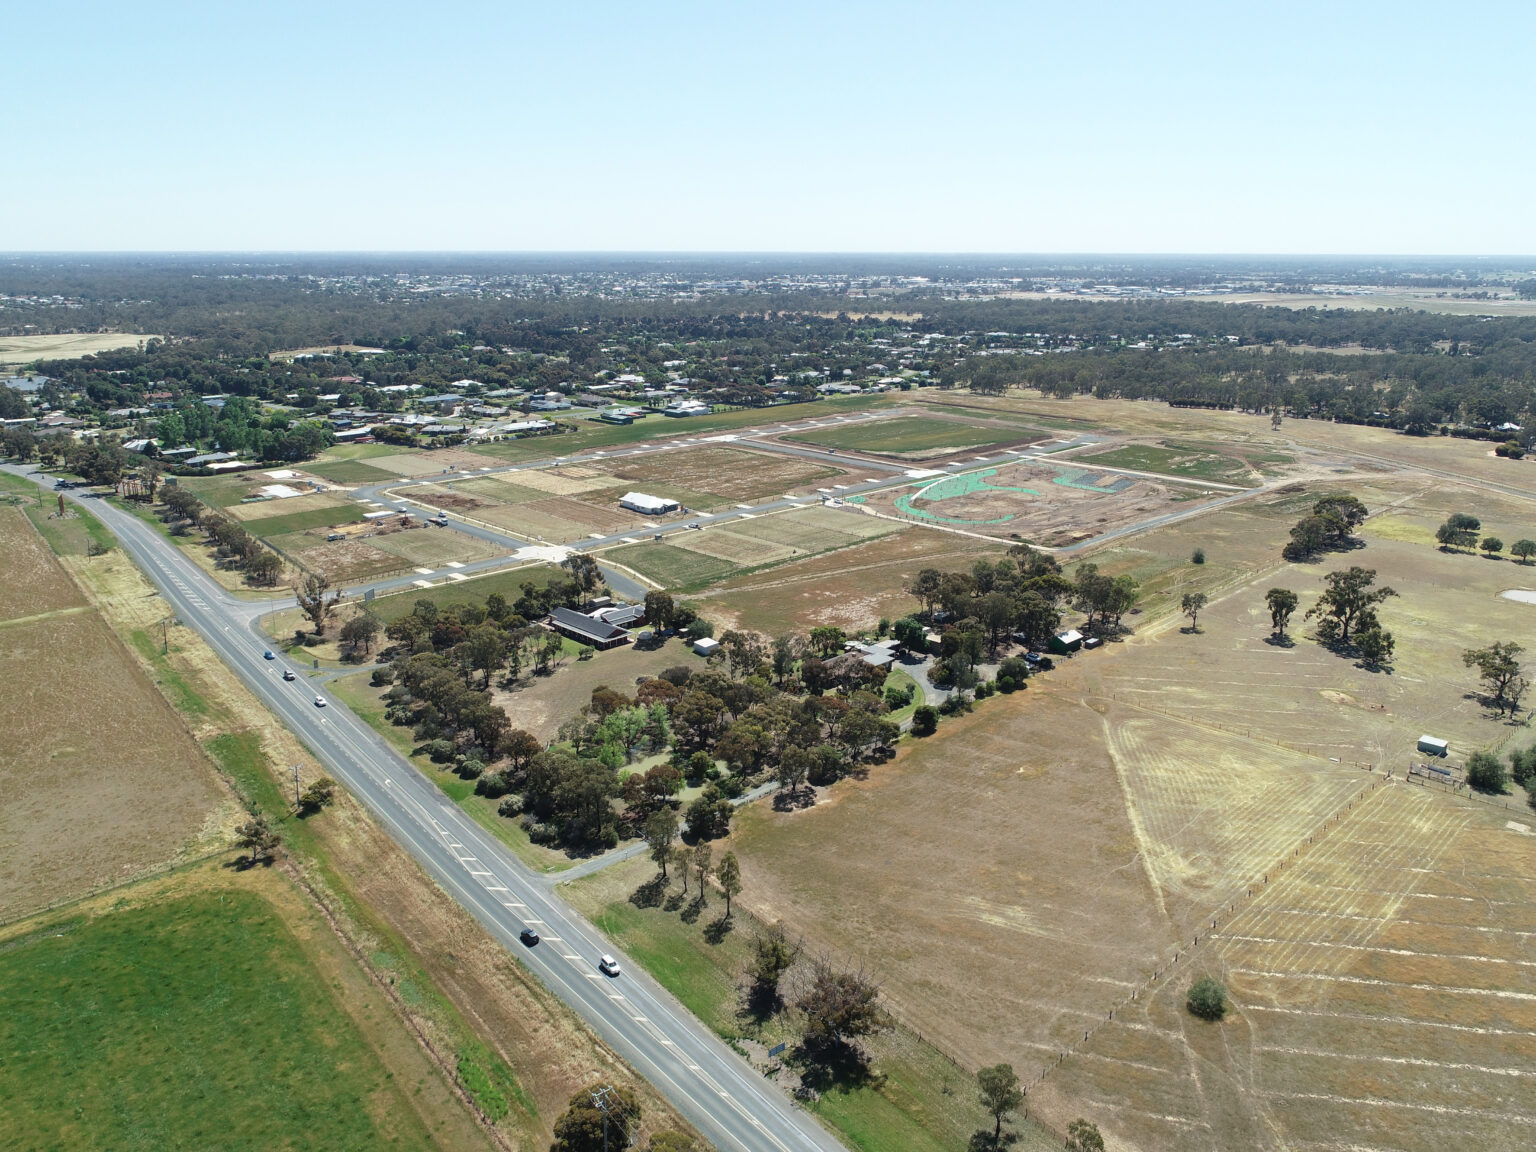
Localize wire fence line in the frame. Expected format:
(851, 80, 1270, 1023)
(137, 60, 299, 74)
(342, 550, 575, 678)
(0, 848, 229, 930)
(1020, 775, 1385, 1096)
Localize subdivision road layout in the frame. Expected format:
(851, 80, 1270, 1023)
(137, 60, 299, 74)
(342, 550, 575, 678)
(5, 466, 844, 1152)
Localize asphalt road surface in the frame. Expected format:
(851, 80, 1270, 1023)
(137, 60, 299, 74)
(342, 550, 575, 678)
(9, 465, 844, 1152)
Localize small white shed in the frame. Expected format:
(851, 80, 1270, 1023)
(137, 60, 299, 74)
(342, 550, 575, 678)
(692, 637, 721, 657)
(1417, 735, 1449, 757)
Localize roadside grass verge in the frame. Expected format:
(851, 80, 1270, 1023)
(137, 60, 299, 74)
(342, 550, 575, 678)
(0, 469, 118, 556)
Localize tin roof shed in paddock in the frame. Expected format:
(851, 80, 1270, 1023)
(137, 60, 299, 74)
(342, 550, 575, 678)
(1049, 629, 1084, 655)
(1417, 735, 1449, 757)
(620, 491, 680, 515)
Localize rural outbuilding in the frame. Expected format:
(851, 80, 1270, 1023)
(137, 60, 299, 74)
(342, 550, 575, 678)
(1049, 629, 1084, 655)
(620, 491, 680, 516)
(1417, 734, 1449, 757)
(692, 636, 721, 657)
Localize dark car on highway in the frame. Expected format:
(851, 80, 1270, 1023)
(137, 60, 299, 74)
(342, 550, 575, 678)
(519, 927, 540, 946)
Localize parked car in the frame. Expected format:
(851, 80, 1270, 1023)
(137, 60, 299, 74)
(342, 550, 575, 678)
(598, 954, 621, 976)
(519, 927, 540, 946)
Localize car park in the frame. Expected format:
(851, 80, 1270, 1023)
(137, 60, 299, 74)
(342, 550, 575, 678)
(598, 954, 621, 976)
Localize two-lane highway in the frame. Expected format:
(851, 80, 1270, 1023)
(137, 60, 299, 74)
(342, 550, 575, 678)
(10, 466, 842, 1152)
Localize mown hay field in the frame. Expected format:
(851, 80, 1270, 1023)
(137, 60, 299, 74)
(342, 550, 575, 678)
(1050, 785, 1536, 1152)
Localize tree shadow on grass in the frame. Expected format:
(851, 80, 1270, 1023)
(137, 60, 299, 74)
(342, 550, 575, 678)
(773, 786, 817, 812)
(702, 915, 734, 945)
(1263, 634, 1296, 648)
(966, 1131, 1019, 1152)
(738, 983, 783, 1027)
(679, 895, 708, 925)
(792, 1039, 879, 1098)
(629, 874, 668, 909)
(664, 892, 686, 912)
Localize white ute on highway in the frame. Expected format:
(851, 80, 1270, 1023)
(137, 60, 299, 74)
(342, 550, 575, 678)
(598, 954, 621, 976)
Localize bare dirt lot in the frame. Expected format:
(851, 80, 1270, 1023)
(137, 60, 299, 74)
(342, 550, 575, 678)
(0, 524, 227, 921)
(591, 444, 845, 507)
(697, 520, 997, 634)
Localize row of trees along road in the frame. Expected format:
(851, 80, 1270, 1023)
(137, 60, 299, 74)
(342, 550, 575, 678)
(158, 484, 285, 585)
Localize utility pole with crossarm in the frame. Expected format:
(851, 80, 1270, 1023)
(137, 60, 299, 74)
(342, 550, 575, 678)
(589, 1085, 616, 1152)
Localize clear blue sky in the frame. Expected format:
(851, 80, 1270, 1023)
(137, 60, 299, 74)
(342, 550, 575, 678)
(8, 1, 1534, 253)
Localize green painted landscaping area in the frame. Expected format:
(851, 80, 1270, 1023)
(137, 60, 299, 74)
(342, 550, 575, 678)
(894, 467, 1040, 525)
(243, 503, 371, 537)
(1076, 441, 1277, 486)
(0, 889, 437, 1152)
(604, 542, 738, 590)
(303, 458, 399, 484)
(786, 415, 1022, 456)
(318, 442, 400, 461)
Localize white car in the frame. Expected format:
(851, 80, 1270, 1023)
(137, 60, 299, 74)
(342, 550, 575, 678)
(598, 954, 621, 977)
(314, 696, 327, 708)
